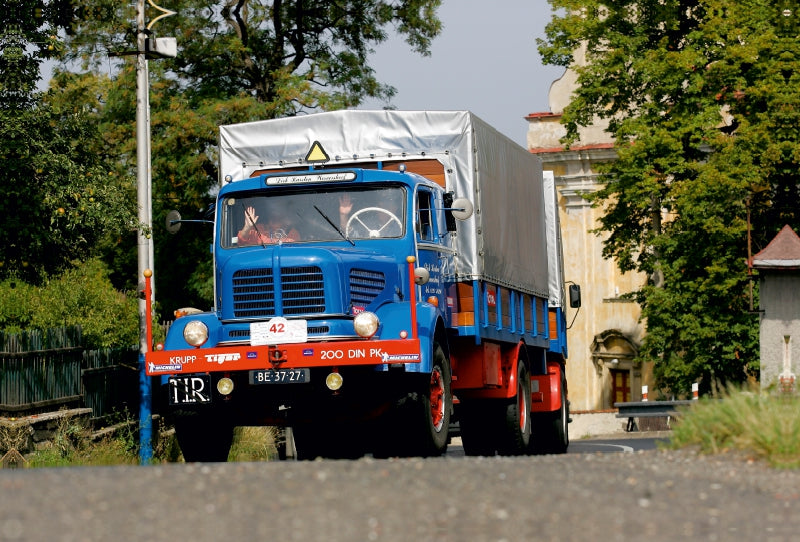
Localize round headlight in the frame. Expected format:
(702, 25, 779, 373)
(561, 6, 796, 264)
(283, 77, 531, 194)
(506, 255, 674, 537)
(353, 311, 379, 338)
(183, 320, 209, 347)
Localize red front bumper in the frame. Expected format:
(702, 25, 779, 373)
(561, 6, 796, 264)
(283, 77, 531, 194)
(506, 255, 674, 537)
(145, 338, 422, 376)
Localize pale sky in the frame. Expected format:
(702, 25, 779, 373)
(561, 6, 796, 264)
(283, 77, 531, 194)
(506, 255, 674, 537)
(39, 2, 563, 147)
(361, 1, 565, 146)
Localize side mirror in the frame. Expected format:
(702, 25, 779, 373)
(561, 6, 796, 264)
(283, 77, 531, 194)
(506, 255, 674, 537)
(166, 210, 182, 234)
(203, 202, 216, 221)
(443, 192, 474, 232)
(450, 198, 474, 221)
(569, 284, 582, 308)
(165, 209, 215, 234)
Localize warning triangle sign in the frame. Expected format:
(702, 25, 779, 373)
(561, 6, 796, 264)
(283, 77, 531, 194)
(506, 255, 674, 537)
(305, 141, 330, 163)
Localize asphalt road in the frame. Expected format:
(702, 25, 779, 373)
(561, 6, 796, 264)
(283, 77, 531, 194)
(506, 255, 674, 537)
(2, 438, 799, 542)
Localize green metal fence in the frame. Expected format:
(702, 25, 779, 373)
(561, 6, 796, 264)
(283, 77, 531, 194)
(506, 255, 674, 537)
(0, 327, 139, 421)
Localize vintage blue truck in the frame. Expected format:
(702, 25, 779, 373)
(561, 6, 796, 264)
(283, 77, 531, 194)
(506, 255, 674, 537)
(145, 110, 580, 461)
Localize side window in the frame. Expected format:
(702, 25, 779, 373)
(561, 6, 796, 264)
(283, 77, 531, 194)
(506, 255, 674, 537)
(416, 190, 435, 242)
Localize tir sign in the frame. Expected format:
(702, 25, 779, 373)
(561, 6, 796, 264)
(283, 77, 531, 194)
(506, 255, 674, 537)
(305, 141, 330, 163)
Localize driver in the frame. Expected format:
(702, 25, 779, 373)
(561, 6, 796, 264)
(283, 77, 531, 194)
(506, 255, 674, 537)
(238, 205, 301, 245)
(339, 192, 403, 238)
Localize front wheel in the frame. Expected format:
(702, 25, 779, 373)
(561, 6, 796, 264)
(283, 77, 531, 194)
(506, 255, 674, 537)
(172, 411, 234, 462)
(382, 343, 452, 457)
(419, 344, 453, 456)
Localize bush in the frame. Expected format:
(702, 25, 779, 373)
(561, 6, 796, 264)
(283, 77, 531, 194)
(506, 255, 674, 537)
(0, 258, 139, 349)
(670, 386, 800, 469)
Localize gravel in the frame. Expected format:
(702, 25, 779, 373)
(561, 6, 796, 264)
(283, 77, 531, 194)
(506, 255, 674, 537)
(1, 448, 798, 541)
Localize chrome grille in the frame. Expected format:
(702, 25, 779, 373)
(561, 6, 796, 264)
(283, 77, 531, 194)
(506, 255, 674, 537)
(231, 266, 325, 318)
(281, 266, 325, 315)
(350, 268, 386, 306)
(232, 268, 275, 318)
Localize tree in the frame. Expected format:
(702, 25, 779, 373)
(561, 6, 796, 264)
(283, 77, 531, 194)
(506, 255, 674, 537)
(539, 0, 800, 394)
(0, 0, 135, 283)
(52, 0, 442, 312)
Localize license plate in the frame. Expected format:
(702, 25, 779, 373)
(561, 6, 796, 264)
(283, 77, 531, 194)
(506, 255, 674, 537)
(168, 375, 212, 405)
(249, 368, 310, 384)
(250, 317, 308, 346)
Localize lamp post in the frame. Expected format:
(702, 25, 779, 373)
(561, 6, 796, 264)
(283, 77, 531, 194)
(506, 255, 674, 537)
(136, 0, 175, 464)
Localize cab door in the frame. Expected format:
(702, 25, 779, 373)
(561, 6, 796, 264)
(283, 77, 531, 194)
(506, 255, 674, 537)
(414, 188, 453, 310)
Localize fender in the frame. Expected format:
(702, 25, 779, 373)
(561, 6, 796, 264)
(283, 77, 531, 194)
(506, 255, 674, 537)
(375, 301, 441, 374)
(531, 361, 565, 413)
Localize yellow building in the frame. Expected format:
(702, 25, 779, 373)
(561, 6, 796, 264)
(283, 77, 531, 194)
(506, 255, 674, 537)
(526, 48, 651, 411)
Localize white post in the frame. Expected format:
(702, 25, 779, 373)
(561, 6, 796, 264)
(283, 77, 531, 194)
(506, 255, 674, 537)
(136, 0, 154, 464)
(641, 385, 648, 402)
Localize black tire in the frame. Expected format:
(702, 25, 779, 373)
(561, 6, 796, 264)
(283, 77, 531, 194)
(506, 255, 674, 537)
(383, 343, 452, 458)
(458, 401, 499, 456)
(550, 369, 570, 453)
(172, 412, 234, 462)
(530, 367, 569, 455)
(291, 424, 325, 460)
(415, 343, 452, 456)
(497, 359, 532, 456)
(292, 423, 367, 460)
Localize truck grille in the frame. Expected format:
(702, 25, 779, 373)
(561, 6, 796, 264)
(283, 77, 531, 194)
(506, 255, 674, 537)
(350, 268, 386, 305)
(232, 266, 325, 318)
(281, 266, 325, 315)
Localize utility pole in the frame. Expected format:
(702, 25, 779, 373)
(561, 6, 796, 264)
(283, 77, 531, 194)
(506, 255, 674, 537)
(135, 0, 176, 464)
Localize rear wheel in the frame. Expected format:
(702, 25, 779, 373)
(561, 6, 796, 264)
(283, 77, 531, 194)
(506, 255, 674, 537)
(459, 401, 499, 456)
(497, 359, 532, 455)
(530, 366, 569, 454)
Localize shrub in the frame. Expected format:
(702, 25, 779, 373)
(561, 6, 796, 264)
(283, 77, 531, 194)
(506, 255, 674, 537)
(0, 258, 139, 349)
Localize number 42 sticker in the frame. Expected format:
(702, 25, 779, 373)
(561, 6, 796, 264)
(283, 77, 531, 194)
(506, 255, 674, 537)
(250, 317, 308, 346)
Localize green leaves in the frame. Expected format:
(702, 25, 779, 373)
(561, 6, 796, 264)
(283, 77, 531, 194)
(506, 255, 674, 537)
(541, 0, 797, 394)
(0, 259, 139, 349)
(0, 100, 135, 283)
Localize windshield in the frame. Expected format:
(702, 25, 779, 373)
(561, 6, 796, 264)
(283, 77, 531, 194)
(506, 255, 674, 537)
(220, 185, 406, 248)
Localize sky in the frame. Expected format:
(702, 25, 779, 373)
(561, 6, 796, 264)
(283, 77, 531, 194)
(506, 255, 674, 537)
(361, 1, 565, 146)
(38, 1, 563, 147)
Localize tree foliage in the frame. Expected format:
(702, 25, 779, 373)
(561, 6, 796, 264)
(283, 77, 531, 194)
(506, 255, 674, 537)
(1, 0, 135, 283)
(540, 0, 800, 394)
(51, 0, 442, 312)
(0, 258, 139, 349)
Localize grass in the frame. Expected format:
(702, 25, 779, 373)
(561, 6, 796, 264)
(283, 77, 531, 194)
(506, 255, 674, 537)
(21, 418, 279, 467)
(669, 386, 800, 469)
(25, 414, 142, 468)
(227, 426, 280, 462)
(16, 389, 800, 468)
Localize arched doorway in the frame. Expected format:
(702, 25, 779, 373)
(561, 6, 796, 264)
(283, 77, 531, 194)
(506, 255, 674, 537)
(590, 330, 640, 409)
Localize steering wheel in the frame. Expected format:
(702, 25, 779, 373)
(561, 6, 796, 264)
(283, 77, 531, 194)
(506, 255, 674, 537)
(346, 207, 402, 238)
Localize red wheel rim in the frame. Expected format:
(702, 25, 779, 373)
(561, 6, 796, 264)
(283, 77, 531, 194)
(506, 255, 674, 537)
(430, 367, 445, 431)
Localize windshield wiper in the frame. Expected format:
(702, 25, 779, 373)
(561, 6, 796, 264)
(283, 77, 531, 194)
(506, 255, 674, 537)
(314, 205, 355, 246)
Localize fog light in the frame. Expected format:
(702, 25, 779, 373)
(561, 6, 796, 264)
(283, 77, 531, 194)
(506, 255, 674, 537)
(325, 372, 344, 391)
(217, 377, 234, 395)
